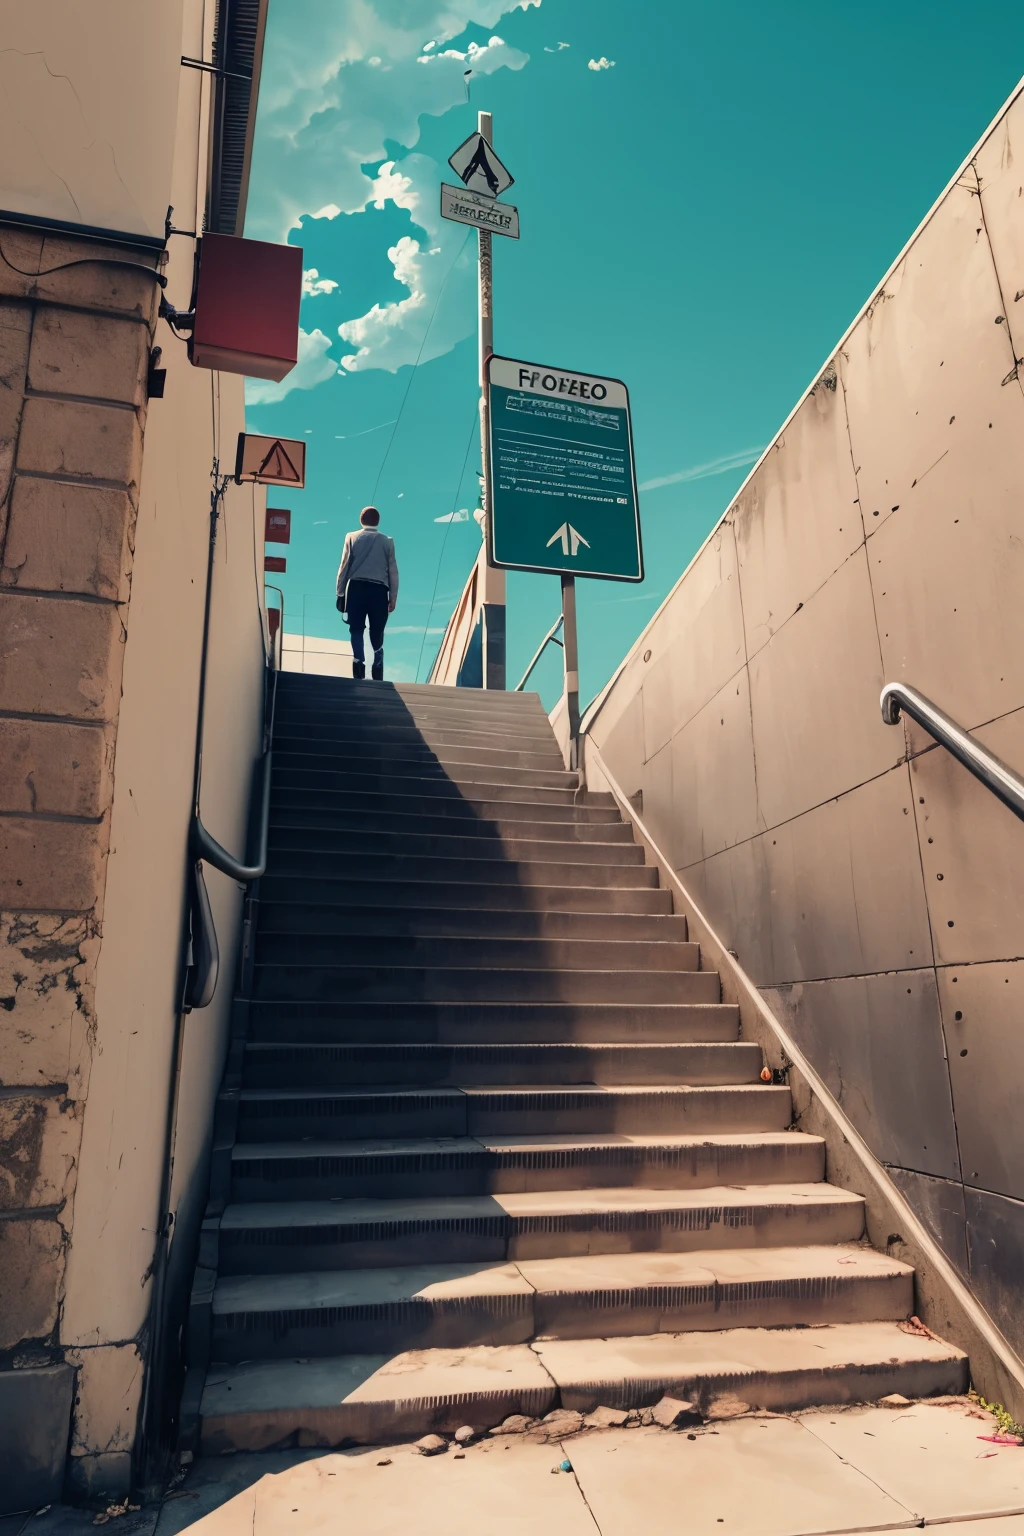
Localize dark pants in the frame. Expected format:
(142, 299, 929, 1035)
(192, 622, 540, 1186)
(346, 579, 389, 663)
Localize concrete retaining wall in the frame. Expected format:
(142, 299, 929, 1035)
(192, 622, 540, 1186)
(584, 80, 1024, 1367)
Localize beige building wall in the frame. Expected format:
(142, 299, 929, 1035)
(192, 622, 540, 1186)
(584, 81, 1024, 1364)
(0, 0, 269, 1506)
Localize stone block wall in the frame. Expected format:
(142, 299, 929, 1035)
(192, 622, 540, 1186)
(0, 224, 159, 1498)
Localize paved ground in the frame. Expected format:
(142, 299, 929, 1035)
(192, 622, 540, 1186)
(6, 1398, 1024, 1535)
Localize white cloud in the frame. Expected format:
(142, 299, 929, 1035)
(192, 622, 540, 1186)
(246, 6, 534, 243)
(434, 507, 470, 522)
(544, 41, 570, 51)
(427, 34, 523, 70)
(638, 446, 765, 492)
(588, 56, 615, 70)
(246, 327, 339, 405)
(245, 7, 538, 378)
(337, 154, 476, 373)
(303, 267, 339, 296)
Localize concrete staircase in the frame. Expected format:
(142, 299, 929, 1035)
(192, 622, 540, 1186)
(196, 674, 967, 1452)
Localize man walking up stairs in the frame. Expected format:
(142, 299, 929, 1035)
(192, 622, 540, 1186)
(195, 676, 966, 1452)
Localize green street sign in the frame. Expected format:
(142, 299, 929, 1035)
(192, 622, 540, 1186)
(486, 355, 644, 581)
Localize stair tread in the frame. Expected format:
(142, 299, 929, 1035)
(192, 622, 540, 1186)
(236, 1082, 773, 1102)
(243, 1041, 749, 1056)
(200, 1320, 967, 1428)
(231, 1129, 823, 1161)
(220, 1182, 864, 1231)
(211, 1243, 911, 1316)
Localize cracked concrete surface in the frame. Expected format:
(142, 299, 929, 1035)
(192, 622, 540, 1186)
(6, 1399, 1024, 1535)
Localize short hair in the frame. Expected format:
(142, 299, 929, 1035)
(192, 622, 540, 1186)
(360, 505, 380, 527)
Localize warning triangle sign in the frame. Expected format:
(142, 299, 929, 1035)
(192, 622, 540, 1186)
(235, 431, 307, 487)
(257, 440, 302, 483)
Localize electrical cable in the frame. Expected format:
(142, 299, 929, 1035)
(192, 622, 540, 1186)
(250, 481, 270, 668)
(0, 237, 166, 287)
(415, 403, 480, 683)
(370, 230, 471, 504)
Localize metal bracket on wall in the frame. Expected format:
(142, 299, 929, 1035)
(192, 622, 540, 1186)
(180, 55, 252, 83)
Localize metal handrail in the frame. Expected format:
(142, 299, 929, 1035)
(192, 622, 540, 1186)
(881, 682, 1024, 822)
(190, 747, 273, 881)
(265, 581, 285, 675)
(515, 614, 563, 692)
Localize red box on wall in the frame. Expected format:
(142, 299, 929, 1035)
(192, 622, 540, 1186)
(190, 234, 303, 381)
(266, 508, 291, 544)
(265, 555, 287, 573)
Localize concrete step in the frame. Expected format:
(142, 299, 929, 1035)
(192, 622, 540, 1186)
(267, 807, 635, 844)
(250, 962, 716, 1004)
(255, 905, 688, 944)
(271, 735, 566, 773)
(274, 751, 578, 791)
(275, 675, 547, 706)
(244, 1001, 739, 1046)
(229, 1130, 825, 1203)
(240, 1041, 763, 1089)
(199, 1321, 969, 1451)
(217, 1183, 866, 1273)
(270, 718, 562, 751)
(269, 787, 619, 823)
(272, 766, 595, 807)
(273, 682, 550, 725)
(253, 935, 698, 974)
(232, 1083, 790, 1143)
(266, 826, 645, 866)
(262, 854, 659, 891)
(208, 1245, 913, 1360)
(258, 877, 672, 915)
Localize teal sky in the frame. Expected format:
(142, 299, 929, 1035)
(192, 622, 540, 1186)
(245, 1, 1023, 707)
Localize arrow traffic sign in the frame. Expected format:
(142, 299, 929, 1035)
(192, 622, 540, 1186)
(486, 355, 643, 582)
(546, 522, 590, 557)
(448, 131, 514, 199)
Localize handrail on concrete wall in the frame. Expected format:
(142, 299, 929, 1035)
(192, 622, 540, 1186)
(881, 682, 1024, 822)
(184, 652, 279, 1012)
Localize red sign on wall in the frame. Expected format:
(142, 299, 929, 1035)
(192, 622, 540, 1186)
(265, 555, 287, 574)
(265, 508, 291, 544)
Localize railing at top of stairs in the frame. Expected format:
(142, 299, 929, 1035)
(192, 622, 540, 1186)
(880, 681, 1024, 822)
(427, 536, 506, 690)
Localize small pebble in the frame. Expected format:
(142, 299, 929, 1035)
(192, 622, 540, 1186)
(560, 1459, 572, 1473)
(376, 1458, 392, 1467)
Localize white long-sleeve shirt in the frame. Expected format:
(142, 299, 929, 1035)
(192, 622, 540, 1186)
(336, 527, 399, 603)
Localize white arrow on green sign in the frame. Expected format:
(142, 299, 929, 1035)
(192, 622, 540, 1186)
(547, 522, 590, 557)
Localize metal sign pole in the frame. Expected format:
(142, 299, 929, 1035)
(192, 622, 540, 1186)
(476, 110, 506, 689)
(560, 572, 580, 769)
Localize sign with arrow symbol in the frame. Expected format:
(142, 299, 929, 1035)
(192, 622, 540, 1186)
(485, 354, 643, 582)
(448, 131, 514, 199)
(547, 522, 590, 557)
